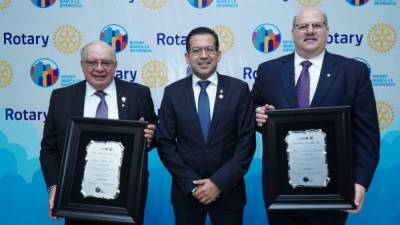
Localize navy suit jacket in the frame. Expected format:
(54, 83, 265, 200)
(40, 79, 157, 189)
(251, 51, 380, 193)
(157, 74, 256, 209)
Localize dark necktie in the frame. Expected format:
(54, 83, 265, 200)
(95, 91, 108, 118)
(296, 60, 312, 108)
(198, 80, 211, 142)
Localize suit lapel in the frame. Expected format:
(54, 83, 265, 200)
(71, 81, 85, 117)
(310, 52, 338, 107)
(115, 79, 129, 120)
(207, 74, 225, 142)
(279, 54, 298, 108)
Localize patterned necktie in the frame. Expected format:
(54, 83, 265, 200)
(296, 60, 312, 108)
(198, 80, 211, 142)
(95, 91, 108, 118)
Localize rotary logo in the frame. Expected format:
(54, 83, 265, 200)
(52, 25, 82, 54)
(376, 101, 395, 130)
(0, 0, 11, 11)
(141, 0, 166, 9)
(296, 0, 321, 6)
(368, 23, 397, 53)
(213, 25, 234, 53)
(0, 60, 13, 88)
(141, 60, 168, 88)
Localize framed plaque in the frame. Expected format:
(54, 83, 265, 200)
(262, 106, 355, 210)
(53, 117, 147, 224)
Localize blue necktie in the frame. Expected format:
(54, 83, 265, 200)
(198, 81, 211, 141)
(95, 91, 108, 118)
(296, 61, 312, 108)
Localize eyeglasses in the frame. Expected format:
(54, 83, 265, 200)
(189, 46, 218, 56)
(294, 22, 326, 32)
(83, 60, 116, 69)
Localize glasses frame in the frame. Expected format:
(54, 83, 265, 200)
(83, 59, 116, 69)
(188, 46, 218, 56)
(294, 22, 326, 32)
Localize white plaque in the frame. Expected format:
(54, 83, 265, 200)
(81, 141, 124, 199)
(285, 129, 330, 188)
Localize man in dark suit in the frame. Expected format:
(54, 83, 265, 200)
(156, 27, 255, 225)
(39, 40, 157, 225)
(251, 7, 380, 225)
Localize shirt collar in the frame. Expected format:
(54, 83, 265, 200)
(86, 79, 116, 97)
(192, 72, 218, 88)
(294, 50, 325, 69)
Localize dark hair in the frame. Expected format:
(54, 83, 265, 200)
(186, 27, 219, 53)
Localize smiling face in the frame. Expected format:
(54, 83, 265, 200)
(80, 41, 117, 91)
(292, 8, 329, 59)
(185, 34, 221, 80)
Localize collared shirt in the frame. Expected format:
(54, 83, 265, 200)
(192, 72, 218, 120)
(84, 80, 119, 119)
(294, 50, 325, 105)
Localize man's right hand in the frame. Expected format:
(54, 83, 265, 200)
(256, 104, 275, 127)
(48, 186, 57, 219)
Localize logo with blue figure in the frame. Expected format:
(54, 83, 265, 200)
(30, 58, 59, 87)
(31, 0, 56, 8)
(100, 24, 128, 53)
(252, 23, 282, 53)
(346, 0, 369, 6)
(187, 0, 213, 9)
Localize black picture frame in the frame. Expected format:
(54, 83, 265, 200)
(53, 117, 147, 224)
(262, 106, 355, 210)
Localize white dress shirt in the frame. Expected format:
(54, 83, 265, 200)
(294, 50, 325, 105)
(192, 72, 218, 120)
(84, 80, 119, 119)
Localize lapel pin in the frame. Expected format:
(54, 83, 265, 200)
(327, 73, 331, 77)
(121, 97, 127, 107)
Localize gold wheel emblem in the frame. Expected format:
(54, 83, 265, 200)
(52, 25, 82, 54)
(141, 60, 168, 88)
(0, 60, 13, 88)
(142, 0, 166, 9)
(0, 0, 11, 11)
(213, 25, 235, 53)
(296, 0, 321, 7)
(376, 101, 395, 130)
(368, 23, 397, 53)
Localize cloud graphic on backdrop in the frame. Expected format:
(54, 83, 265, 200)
(0, 131, 63, 225)
(0, 131, 40, 181)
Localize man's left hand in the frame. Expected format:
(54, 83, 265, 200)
(347, 183, 366, 214)
(192, 179, 221, 205)
(140, 117, 156, 147)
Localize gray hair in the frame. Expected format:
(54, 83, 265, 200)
(80, 40, 117, 62)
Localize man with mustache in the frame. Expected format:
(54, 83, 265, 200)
(251, 7, 380, 225)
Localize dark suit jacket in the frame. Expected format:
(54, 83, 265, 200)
(40, 78, 157, 189)
(251, 51, 380, 194)
(156, 74, 256, 209)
